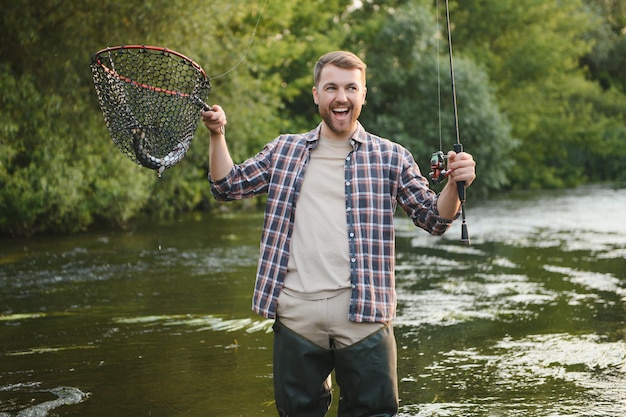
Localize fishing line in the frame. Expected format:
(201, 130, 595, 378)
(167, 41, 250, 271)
(210, 0, 270, 80)
(430, 0, 471, 245)
(436, 0, 444, 153)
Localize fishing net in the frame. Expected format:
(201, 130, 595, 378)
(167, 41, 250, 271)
(90, 45, 211, 176)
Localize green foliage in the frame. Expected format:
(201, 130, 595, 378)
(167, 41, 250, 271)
(1, 0, 626, 235)
(342, 1, 516, 195)
(581, 0, 626, 92)
(0, 65, 152, 236)
(451, 0, 626, 189)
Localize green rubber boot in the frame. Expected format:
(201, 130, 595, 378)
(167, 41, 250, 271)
(273, 320, 334, 417)
(334, 323, 399, 417)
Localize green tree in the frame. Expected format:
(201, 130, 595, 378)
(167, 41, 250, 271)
(2, 0, 626, 236)
(0, 0, 297, 234)
(0, 0, 195, 235)
(339, 0, 516, 194)
(452, 0, 626, 188)
(582, 0, 626, 92)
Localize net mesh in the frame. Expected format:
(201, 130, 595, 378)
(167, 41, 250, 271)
(90, 46, 211, 176)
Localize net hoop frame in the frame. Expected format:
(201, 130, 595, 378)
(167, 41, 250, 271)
(90, 45, 211, 177)
(92, 45, 210, 103)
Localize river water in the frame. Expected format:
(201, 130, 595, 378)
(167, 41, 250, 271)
(0, 184, 625, 417)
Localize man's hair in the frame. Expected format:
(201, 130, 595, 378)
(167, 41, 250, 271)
(313, 51, 367, 87)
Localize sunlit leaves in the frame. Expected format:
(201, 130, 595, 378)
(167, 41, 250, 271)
(1, 0, 626, 235)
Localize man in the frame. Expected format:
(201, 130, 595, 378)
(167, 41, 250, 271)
(201, 51, 475, 417)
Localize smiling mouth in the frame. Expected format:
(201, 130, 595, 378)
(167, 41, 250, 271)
(332, 107, 350, 118)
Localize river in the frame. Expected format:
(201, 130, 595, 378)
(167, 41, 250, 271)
(1, 184, 625, 416)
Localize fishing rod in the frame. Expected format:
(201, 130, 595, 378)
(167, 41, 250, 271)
(429, 0, 470, 245)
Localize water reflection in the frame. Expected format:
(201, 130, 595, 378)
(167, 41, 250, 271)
(393, 185, 626, 416)
(0, 185, 624, 416)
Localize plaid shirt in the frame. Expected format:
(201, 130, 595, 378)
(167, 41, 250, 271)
(210, 123, 454, 323)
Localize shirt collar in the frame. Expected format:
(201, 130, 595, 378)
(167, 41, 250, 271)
(309, 122, 368, 145)
(351, 122, 367, 145)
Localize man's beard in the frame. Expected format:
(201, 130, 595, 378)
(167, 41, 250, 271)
(319, 105, 360, 136)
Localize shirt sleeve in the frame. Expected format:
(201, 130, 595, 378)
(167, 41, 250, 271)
(208, 142, 274, 201)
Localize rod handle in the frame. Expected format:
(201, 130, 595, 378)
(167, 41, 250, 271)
(453, 143, 466, 203)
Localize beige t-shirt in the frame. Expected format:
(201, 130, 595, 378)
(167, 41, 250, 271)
(284, 135, 353, 298)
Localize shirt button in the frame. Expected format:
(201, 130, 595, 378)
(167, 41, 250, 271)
(346, 181, 350, 186)
(349, 232, 355, 238)
(346, 207, 352, 212)
(351, 284, 356, 289)
(351, 258, 356, 263)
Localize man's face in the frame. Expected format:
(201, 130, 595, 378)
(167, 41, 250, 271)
(313, 64, 367, 140)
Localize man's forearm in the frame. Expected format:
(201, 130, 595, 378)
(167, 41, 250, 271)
(209, 132, 234, 181)
(436, 181, 462, 220)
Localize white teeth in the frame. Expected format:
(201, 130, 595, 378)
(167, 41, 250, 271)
(333, 107, 348, 113)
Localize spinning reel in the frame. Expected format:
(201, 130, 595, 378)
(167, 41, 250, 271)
(429, 150, 448, 184)
(428, 143, 464, 185)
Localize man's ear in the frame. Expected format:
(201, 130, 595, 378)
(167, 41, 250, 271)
(312, 86, 319, 105)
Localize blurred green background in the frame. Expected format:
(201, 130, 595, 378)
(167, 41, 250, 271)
(2, 0, 625, 236)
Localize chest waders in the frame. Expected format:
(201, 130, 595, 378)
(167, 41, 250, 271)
(272, 320, 398, 417)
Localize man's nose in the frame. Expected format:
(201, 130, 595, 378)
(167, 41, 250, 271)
(336, 88, 348, 101)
